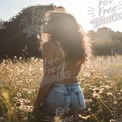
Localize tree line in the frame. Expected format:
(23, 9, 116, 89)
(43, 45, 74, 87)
(88, 28, 122, 56)
(0, 5, 121, 59)
(0, 4, 64, 59)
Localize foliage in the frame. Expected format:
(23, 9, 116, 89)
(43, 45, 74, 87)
(0, 5, 64, 59)
(88, 27, 122, 56)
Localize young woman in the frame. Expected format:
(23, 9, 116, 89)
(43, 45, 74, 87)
(33, 11, 91, 122)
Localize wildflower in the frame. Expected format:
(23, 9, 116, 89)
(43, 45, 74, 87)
(105, 85, 111, 89)
(31, 57, 35, 61)
(99, 89, 104, 94)
(40, 60, 43, 63)
(117, 93, 121, 96)
(106, 80, 111, 83)
(22, 99, 27, 103)
(88, 108, 92, 112)
(18, 80, 23, 83)
(54, 116, 61, 122)
(85, 84, 88, 87)
(27, 106, 33, 112)
(80, 78, 85, 82)
(107, 92, 113, 96)
(17, 93, 22, 97)
(93, 88, 100, 93)
(100, 81, 102, 84)
(114, 101, 118, 104)
(14, 56, 17, 59)
(19, 105, 28, 112)
(109, 119, 116, 122)
(13, 97, 18, 102)
(100, 88, 104, 91)
(88, 99, 93, 102)
(18, 98, 24, 104)
(19, 57, 22, 60)
(26, 99, 30, 104)
(83, 72, 91, 78)
(120, 89, 122, 93)
(92, 93, 100, 98)
(90, 86, 94, 88)
(93, 76, 99, 80)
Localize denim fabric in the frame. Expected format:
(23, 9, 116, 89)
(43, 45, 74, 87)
(42, 82, 86, 114)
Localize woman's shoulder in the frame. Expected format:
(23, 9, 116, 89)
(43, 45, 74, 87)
(41, 41, 58, 56)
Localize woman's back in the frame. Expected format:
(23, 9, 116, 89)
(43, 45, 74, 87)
(42, 40, 83, 85)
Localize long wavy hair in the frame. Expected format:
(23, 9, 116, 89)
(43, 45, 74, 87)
(42, 11, 91, 62)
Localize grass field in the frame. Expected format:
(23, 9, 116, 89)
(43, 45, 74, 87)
(0, 56, 122, 122)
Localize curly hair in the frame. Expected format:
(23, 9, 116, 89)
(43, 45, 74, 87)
(42, 11, 91, 62)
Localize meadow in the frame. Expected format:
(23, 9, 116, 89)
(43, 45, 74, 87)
(0, 55, 122, 122)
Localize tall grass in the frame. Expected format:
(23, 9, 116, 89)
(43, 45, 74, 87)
(0, 56, 122, 122)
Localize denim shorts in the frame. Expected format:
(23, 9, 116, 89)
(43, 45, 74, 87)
(42, 82, 86, 114)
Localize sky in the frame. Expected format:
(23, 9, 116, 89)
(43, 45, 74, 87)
(0, 0, 122, 32)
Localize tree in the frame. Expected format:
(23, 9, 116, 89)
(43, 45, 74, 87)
(0, 5, 65, 59)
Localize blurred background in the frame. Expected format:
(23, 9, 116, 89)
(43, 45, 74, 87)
(0, 0, 122, 59)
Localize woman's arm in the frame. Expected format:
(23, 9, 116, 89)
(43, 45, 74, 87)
(34, 41, 55, 108)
